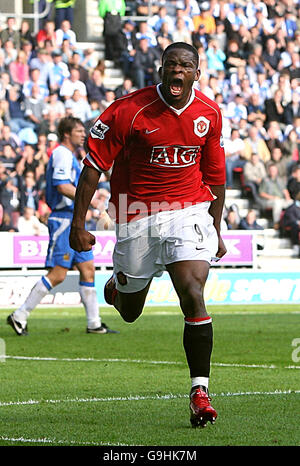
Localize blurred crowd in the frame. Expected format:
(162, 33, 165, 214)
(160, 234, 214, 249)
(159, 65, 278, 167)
(0, 0, 300, 250)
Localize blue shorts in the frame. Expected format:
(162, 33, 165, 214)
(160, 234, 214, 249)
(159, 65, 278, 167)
(45, 211, 93, 269)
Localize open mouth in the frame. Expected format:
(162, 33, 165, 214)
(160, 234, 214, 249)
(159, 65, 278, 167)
(170, 79, 183, 96)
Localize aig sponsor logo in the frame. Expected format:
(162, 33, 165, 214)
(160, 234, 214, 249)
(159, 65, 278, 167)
(150, 145, 199, 167)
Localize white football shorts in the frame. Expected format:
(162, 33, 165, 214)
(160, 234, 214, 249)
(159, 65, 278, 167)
(113, 202, 218, 293)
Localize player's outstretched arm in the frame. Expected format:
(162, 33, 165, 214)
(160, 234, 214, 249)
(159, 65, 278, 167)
(69, 165, 101, 252)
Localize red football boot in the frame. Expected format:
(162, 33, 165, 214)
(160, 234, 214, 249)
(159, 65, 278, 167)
(189, 387, 218, 428)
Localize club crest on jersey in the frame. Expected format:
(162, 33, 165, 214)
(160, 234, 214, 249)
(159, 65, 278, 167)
(90, 119, 109, 140)
(193, 116, 210, 138)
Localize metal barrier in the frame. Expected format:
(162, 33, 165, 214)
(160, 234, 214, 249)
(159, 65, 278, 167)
(1, 0, 51, 34)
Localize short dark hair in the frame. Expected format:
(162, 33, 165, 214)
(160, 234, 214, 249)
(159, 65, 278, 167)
(161, 42, 199, 67)
(57, 116, 84, 142)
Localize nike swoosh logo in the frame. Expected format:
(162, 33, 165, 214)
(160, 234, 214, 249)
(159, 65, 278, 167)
(145, 128, 160, 134)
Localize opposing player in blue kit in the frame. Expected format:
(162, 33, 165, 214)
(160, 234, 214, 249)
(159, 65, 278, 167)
(7, 116, 118, 336)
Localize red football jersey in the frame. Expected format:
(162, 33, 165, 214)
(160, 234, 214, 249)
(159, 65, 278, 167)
(85, 85, 225, 223)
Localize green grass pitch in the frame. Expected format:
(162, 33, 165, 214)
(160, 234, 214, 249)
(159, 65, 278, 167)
(0, 305, 299, 447)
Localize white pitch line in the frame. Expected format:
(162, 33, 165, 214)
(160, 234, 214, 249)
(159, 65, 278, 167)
(4, 354, 300, 371)
(0, 390, 299, 409)
(0, 435, 133, 446)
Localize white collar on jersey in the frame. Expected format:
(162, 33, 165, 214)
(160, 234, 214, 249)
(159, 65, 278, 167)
(156, 83, 195, 115)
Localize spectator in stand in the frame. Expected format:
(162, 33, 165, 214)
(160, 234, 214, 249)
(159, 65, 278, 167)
(287, 164, 300, 201)
(192, 24, 209, 51)
(282, 129, 299, 171)
(46, 132, 59, 157)
(265, 120, 284, 153)
(0, 210, 17, 231)
(19, 19, 35, 48)
(9, 50, 30, 86)
(60, 38, 73, 64)
(210, 19, 226, 52)
(54, 0, 76, 30)
(0, 143, 21, 174)
(243, 152, 267, 207)
(281, 39, 297, 68)
(59, 67, 87, 101)
(65, 89, 93, 122)
(262, 37, 283, 78)
(225, 207, 240, 230)
(29, 48, 53, 86)
(39, 108, 59, 136)
(6, 86, 36, 135)
(136, 21, 157, 48)
(85, 68, 106, 104)
(192, 2, 216, 35)
(175, 7, 195, 34)
(281, 199, 300, 257)
(284, 92, 300, 126)
(136, 0, 159, 16)
(252, 70, 270, 104)
(17, 206, 48, 235)
(98, 89, 116, 114)
(270, 72, 292, 107)
(265, 89, 286, 127)
(285, 8, 298, 39)
(239, 209, 264, 230)
(206, 39, 226, 72)
(36, 20, 58, 49)
(98, 0, 126, 61)
(44, 89, 65, 119)
(148, 6, 175, 35)
(243, 126, 271, 163)
(49, 50, 70, 91)
(24, 84, 47, 133)
(55, 19, 76, 48)
(68, 51, 89, 83)
(284, 51, 300, 80)
(156, 22, 174, 45)
(258, 163, 293, 228)
(22, 67, 49, 100)
(3, 40, 18, 67)
(225, 93, 248, 127)
(18, 169, 40, 214)
(20, 39, 35, 65)
(114, 77, 136, 99)
(0, 124, 20, 153)
(114, 20, 138, 78)
(266, 146, 288, 181)
(224, 128, 245, 190)
(247, 93, 266, 124)
(131, 37, 159, 89)
(19, 143, 39, 174)
(225, 39, 247, 74)
(0, 17, 20, 49)
(227, 3, 248, 33)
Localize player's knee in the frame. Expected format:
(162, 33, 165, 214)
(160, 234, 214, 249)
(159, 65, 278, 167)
(179, 282, 205, 312)
(118, 304, 142, 323)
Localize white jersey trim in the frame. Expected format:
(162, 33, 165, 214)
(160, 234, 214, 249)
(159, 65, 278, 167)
(156, 84, 195, 115)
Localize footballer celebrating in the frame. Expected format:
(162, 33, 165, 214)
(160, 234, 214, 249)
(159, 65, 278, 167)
(70, 42, 227, 427)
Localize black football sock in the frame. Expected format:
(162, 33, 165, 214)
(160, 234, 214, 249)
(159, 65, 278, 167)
(183, 317, 213, 385)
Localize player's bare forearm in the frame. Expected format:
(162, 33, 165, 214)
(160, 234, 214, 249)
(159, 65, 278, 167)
(57, 183, 77, 200)
(208, 184, 227, 258)
(69, 165, 101, 252)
